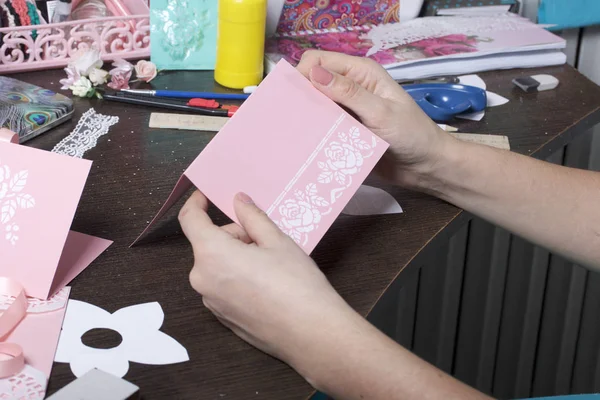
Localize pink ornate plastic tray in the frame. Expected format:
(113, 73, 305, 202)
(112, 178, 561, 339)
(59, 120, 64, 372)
(0, 0, 149, 74)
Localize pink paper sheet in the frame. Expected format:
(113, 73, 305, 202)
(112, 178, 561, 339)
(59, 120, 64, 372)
(135, 60, 389, 253)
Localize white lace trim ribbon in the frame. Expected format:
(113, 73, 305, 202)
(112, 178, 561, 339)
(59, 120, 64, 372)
(52, 109, 119, 158)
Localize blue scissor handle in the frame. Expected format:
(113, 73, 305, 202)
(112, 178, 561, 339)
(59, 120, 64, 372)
(403, 83, 487, 122)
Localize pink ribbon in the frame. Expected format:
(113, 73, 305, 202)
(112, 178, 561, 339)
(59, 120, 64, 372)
(0, 128, 18, 144)
(0, 277, 28, 378)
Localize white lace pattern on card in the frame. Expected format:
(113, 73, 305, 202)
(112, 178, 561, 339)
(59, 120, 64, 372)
(0, 159, 35, 246)
(366, 14, 541, 55)
(52, 109, 119, 158)
(0, 365, 47, 400)
(269, 118, 380, 247)
(0, 287, 70, 313)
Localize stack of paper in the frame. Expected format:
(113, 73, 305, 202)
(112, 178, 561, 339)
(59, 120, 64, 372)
(265, 14, 566, 80)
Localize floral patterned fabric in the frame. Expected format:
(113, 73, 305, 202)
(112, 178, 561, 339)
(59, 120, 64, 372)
(276, 0, 400, 35)
(266, 31, 484, 67)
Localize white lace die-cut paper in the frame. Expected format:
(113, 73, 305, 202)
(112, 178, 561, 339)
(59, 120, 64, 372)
(0, 287, 69, 313)
(0, 365, 47, 400)
(55, 300, 189, 378)
(51, 109, 119, 158)
(0, 158, 35, 246)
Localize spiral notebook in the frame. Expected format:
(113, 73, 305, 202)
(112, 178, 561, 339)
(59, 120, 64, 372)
(265, 13, 567, 80)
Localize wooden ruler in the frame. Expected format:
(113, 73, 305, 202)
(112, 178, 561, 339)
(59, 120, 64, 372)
(450, 133, 510, 150)
(149, 112, 511, 150)
(149, 113, 229, 132)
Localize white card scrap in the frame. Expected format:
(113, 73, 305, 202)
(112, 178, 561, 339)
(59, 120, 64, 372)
(457, 74, 509, 121)
(46, 369, 139, 400)
(342, 185, 403, 216)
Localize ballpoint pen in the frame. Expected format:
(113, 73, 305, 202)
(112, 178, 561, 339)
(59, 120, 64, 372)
(120, 89, 250, 101)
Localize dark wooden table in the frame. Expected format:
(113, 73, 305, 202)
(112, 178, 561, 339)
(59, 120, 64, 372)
(12, 64, 600, 399)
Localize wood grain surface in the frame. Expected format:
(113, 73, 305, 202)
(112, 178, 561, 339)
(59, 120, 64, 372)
(11, 64, 600, 399)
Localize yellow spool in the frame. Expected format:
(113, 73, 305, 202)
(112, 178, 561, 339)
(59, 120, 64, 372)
(215, 0, 267, 89)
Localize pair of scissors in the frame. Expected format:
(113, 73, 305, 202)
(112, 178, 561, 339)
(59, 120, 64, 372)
(402, 83, 487, 122)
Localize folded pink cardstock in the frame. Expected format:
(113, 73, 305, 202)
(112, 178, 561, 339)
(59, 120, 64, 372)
(0, 141, 112, 299)
(135, 60, 389, 253)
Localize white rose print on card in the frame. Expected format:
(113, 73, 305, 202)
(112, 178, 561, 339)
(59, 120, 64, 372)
(270, 121, 381, 247)
(276, 183, 330, 246)
(0, 159, 35, 246)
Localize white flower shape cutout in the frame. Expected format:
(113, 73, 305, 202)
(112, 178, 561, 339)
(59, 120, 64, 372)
(55, 300, 189, 378)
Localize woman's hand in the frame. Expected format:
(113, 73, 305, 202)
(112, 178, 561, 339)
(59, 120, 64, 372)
(178, 191, 364, 381)
(296, 50, 455, 188)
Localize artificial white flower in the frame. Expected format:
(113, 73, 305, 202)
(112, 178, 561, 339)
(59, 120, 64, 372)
(70, 77, 93, 97)
(88, 68, 109, 85)
(55, 300, 189, 378)
(70, 48, 103, 76)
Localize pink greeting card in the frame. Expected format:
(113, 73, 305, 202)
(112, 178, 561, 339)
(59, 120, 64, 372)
(135, 60, 389, 253)
(0, 139, 112, 299)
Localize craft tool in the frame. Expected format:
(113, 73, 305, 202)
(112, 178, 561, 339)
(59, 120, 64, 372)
(450, 133, 510, 150)
(512, 74, 559, 93)
(403, 83, 487, 122)
(120, 89, 250, 100)
(149, 113, 229, 132)
(103, 92, 237, 116)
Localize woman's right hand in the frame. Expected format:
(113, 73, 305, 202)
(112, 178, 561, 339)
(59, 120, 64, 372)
(296, 50, 456, 189)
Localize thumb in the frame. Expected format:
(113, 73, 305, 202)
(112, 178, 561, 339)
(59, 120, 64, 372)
(309, 65, 387, 124)
(233, 192, 285, 247)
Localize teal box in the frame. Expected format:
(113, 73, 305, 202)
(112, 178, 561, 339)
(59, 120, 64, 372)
(539, 0, 600, 30)
(150, 0, 218, 70)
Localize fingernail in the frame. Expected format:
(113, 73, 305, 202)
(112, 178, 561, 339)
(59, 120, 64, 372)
(237, 192, 254, 204)
(310, 65, 333, 86)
